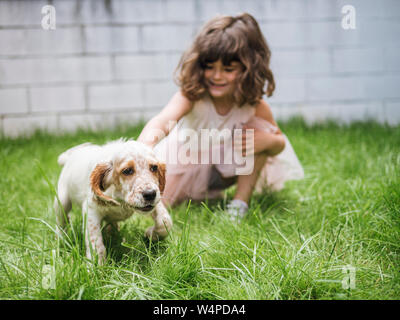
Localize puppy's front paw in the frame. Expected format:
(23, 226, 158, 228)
(145, 226, 164, 242)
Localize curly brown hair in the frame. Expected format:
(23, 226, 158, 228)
(175, 13, 275, 106)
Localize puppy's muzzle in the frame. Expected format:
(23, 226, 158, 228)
(142, 189, 157, 202)
(135, 188, 158, 212)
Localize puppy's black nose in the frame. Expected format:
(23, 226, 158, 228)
(142, 189, 156, 201)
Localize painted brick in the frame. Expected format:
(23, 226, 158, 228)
(0, 29, 26, 55)
(142, 107, 163, 120)
(165, 0, 196, 22)
(330, 102, 385, 124)
(85, 26, 139, 53)
(143, 81, 179, 107)
(79, 0, 114, 24)
(384, 48, 400, 72)
(364, 75, 400, 99)
(0, 56, 112, 85)
(383, 0, 400, 18)
(271, 49, 331, 76)
(262, 21, 359, 48)
(70, 0, 166, 25)
(333, 48, 384, 73)
(263, 0, 308, 20)
(113, 110, 145, 128)
(260, 22, 307, 48)
(52, 0, 82, 24)
(3, 114, 58, 138)
(268, 78, 306, 103)
(113, 108, 162, 130)
(219, 0, 308, 21)
(306, 0, 385, 19)
(238, 0, 267, 22)
(270, 105, 302, 122)
(0, 28, 82, 56)
(261, 20, 359, 48)
(141, 25, 194, 52)
(59, 112, 115, 132)
(0, 0, 46, 26)
(219, 0, 254, 18)
(359, 19, 400, 47)
(196, 0, 222, 22)
(305, 21, 360, 47)
(26, 27, 83, 55)
(88, 83, 144, 110)
(299, 105, 338, 124)
(112, 0, 164, 23)
(278, 102, 385, 125)
(308, 76, 365, 101)
(30, 86, 85, 113)
(385, 101, 400, 126)
(114, 54, 169, 80)
(166, 53, 182, 79)
(0, 88, 29, 114)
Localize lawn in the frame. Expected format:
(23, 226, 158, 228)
(0, 118, 399, 300)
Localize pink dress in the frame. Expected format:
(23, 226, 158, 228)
(154, 94, 304, 205)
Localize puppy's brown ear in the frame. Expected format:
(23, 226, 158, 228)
(90, 163, 119, 206)
(157, 162, 166, 194)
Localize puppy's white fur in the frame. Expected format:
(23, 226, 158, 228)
(54, 139, 172, 264)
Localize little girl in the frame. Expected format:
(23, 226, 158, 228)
(138, 13, 304, 220)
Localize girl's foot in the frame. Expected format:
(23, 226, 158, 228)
(226, 199, 248, 222)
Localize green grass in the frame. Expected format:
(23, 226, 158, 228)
(0, 118, 399, 300)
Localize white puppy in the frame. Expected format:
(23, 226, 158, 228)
(54, 139, 172, 264)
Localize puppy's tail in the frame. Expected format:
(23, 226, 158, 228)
(58, 142, 93, 166)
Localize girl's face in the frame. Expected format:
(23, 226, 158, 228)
(203, 59, 242, 100)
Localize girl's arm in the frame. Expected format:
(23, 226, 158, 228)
(137, 91, 193, 147)
(244, 99, 286, 156)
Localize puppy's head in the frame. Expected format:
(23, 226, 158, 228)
(90, 140, 166, 213)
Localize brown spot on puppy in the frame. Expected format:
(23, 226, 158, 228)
(90, 163, 120, 206)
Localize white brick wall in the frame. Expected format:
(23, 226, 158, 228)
(0, 88, 29, 115)
(333, 48, 384, 73)
(84, 26, 139, 53)
(0, 57, 112, 85)
(114, 54, 170, 80)
(88, 83, 144, 110)
(3, 114, 58, 138)
(0, 0, 399, 138)
(30, 86, 86, 113)
(141, 25, 194, 52)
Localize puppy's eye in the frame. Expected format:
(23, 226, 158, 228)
(122, 167, 134, 176)
(150, 165, 158, 172)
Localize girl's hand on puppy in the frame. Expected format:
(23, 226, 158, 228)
(234, 125, 285, 157)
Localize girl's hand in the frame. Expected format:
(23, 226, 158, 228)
(234, 126, 267, 156)
(234, 125, 285, 157)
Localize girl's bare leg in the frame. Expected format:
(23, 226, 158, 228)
(233, 152, 268, 204)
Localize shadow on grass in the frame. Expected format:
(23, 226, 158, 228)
(57, 213, 169, 270)
(167, 185, 295, 226)
(103, 222, 170, 268)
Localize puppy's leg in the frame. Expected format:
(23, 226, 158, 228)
(54, 185, 71, 231)
(145, 202, 173, 241)
(83, 208, 106, 265)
